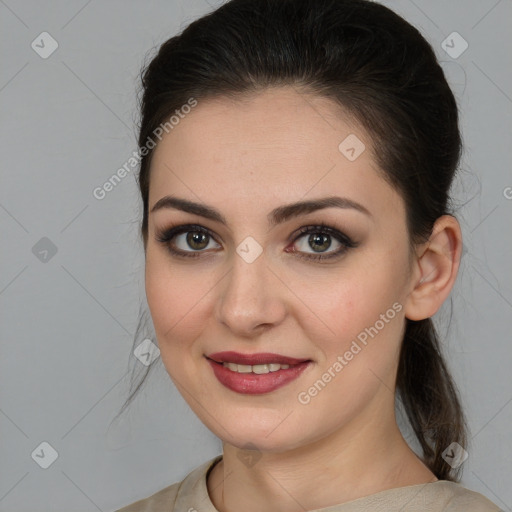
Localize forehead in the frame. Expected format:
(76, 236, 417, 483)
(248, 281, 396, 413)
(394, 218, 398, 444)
(148, 87, 404, 223)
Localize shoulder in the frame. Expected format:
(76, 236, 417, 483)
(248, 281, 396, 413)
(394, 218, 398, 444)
(114, 481, 181, 512)
(113, 455, 222, 512)
(432, 481, 501, 512)
(335, 480, 501, 512)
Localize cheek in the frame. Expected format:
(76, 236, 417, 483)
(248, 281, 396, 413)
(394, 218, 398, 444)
(307, 254, 407, 375)
(144, 250, 211, 360)
(297, 277, 405, 428)
(313, 270, 400, 339)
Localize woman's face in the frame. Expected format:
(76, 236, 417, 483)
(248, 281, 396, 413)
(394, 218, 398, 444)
(145, 87, 416, 452)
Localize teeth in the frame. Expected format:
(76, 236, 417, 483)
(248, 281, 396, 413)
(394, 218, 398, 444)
(223, 362, 291, 373)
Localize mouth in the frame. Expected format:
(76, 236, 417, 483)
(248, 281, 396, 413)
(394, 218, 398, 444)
(214, 361, 294, 374)
(205, 351, 312, 394)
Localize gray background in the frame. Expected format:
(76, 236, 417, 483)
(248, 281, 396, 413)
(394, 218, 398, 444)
(1, 0, 511, 511)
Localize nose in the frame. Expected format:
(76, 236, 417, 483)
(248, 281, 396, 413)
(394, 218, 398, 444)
(215, 248, 287, 337)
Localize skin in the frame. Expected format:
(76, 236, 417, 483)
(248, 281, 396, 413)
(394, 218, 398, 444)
(144, 87, 462, 512)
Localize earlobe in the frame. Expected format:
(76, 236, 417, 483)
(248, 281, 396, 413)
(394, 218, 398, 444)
(404, 215, 462, 321)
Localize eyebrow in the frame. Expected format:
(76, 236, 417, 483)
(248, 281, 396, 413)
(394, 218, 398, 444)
(150, 195, 372, 227)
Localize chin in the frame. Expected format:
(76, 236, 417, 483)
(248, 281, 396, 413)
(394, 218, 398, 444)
(203, 412, 314, 454)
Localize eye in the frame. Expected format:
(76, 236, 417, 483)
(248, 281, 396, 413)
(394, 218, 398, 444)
(155, 222, 357, 262)
(289, 224, 357, 261)
(155, 224, 221, 258)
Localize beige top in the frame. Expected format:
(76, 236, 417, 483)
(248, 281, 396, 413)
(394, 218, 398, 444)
(115, 455, 501, 512)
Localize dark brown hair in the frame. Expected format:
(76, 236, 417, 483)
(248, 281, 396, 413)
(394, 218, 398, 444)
(123, 0, 468, 481)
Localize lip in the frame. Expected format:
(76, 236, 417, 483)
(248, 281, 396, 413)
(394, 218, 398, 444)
(207, 351, 309, 365)
(206, 352, 312, 395)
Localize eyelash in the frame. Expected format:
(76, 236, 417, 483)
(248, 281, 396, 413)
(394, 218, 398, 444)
(155, 223, 358, 262)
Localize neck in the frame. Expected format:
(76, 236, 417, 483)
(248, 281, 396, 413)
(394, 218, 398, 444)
(207, 400, 436, 512)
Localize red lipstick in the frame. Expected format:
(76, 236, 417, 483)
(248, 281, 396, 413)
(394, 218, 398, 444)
(206, 351, 312, 395)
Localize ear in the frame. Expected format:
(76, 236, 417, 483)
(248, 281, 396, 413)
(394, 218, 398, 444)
(403, 215, 462, 321)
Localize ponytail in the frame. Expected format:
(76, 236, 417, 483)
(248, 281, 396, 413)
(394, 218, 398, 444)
(397, 317, 468, 481)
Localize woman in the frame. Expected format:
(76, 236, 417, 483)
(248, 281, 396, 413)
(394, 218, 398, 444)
(115, 0, 500, 510)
